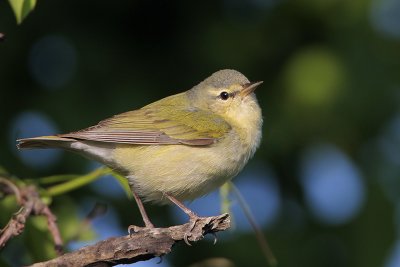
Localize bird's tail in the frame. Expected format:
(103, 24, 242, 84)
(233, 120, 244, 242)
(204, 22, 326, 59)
(17, 136, 74, 149)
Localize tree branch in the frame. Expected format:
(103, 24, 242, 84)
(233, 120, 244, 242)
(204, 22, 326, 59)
(0, 179, 63, 253)
(29, 213, 231, 267)
(1, 177, 230, 266)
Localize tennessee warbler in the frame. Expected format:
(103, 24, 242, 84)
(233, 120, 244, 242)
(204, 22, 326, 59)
(17, 69, 263, 231)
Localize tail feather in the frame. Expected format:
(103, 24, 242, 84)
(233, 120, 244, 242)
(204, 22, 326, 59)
(17, 136, 75, 149)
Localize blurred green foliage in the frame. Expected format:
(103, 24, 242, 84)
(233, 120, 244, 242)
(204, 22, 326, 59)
(1, 0, 400, 266)
(7, 0, 36, 24)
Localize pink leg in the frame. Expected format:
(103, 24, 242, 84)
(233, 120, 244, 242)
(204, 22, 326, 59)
(132, 189, 154, 228)
(164, 193, 197, 218)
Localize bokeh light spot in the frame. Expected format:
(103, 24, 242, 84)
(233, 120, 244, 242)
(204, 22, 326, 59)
(69, 201, 171, 267)
(300, 144, 366, 225)
(385, 239, 400, 267)
(68, 204, 124, 252)
(371, 0, 400, 39)
(171, 165, 281, 232)
(10, 111, 61, 169)
(284, 47, 345, 108)
(232, 167, 281, 231)
(28, 35, 77, 89)
(89, 162, 127, 199)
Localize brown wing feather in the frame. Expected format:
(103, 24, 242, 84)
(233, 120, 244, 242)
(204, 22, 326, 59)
(59, 130, 215, 146)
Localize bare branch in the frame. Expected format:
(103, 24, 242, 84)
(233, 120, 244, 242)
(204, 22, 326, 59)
(1, 178, 230, 266)
(0, 181, 63, 252)
(29, 214, 231, 267)
(0, 177, 22, 204)
(0, 179, 31, 248)
(39, 205, 63, 254)
(0, 205, 32, 248)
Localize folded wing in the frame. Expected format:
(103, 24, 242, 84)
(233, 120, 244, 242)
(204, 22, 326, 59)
(59, 96, 231, 146)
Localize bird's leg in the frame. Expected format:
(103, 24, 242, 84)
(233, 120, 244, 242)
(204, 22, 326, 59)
(128, 189, 154, 235)
(164, 193, 197, 218)
(164, 193, 201, 245)
(132, 189, 154, 228)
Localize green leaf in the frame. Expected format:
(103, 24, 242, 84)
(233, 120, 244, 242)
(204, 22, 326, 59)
(8, 0, 37, 24)
(220, 182, 235, 229)
(219, 182, 232, 214)
(46, 167, 110, 196)
(35, 174, 80, 185)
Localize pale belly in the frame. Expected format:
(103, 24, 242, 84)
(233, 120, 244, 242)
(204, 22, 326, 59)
(112, 134, 252, 204)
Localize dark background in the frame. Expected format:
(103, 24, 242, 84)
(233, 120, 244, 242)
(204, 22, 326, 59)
(1, 1, 400, 266)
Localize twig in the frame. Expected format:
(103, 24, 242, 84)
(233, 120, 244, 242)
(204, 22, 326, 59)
(40, 205, 63, 253)
(0, 177, 22, 204)
(28, 214, 231, 267)
(0, 180, 63, 253)
(0, 205, 32, 248)
(0, 178, 27, 248)
(230, 182, 277, 267)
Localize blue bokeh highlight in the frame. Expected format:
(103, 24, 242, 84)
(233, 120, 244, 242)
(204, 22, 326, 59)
(371, 0, 400, 39)
(29, 35, 77, 89)
(300, 144, 366, 225)
(171, 164, 281, 232)
(10, 111, 62, 169)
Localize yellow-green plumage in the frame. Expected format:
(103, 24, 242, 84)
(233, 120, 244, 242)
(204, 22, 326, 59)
(17, 69, 263, 207)
(102, 92, 231, 141)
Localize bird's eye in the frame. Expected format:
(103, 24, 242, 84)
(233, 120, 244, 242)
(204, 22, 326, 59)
(219, 91, 229, 100)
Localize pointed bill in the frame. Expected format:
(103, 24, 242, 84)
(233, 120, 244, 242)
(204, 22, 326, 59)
(240, 81, 263, 98)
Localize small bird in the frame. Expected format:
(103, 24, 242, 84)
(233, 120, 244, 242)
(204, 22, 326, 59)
(17, 69, 263, 234)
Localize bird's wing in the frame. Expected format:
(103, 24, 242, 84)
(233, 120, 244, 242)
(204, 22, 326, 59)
(60, 103, 231, 146)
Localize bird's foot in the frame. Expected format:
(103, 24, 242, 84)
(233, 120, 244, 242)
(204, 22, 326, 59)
(183, 213, 202, 246)
(162, 193, 213, 245)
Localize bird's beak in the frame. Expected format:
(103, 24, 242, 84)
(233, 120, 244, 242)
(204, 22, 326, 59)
(240, 81, 263, 98)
